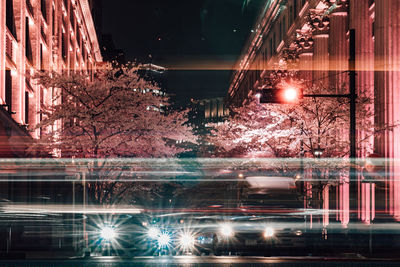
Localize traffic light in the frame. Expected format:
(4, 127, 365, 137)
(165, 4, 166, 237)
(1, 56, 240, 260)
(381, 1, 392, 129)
(258, 87, 303, 104)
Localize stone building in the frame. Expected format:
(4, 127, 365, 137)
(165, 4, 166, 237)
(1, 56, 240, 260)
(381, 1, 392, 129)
(0, 0, 102, 254)
(227, 0, 400, 223)
(0, 0, 102, 157)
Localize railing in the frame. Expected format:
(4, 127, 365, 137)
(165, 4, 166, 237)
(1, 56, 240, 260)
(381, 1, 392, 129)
(26, 0, 34, 17)
(5, 28, 18, 64)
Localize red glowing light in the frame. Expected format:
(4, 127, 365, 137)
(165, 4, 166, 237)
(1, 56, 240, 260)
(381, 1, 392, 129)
(283, 87, 299, 102)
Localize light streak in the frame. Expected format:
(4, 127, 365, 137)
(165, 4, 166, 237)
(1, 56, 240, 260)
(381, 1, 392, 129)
(1, 204, 141, 214)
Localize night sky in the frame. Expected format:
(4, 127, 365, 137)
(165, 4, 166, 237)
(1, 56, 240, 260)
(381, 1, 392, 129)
(101, 0, 263, 104)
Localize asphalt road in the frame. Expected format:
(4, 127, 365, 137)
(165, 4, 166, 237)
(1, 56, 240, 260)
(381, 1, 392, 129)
(1, 256, 400, 266)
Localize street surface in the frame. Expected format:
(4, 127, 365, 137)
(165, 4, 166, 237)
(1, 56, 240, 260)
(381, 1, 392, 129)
(1, 256, 400, 267)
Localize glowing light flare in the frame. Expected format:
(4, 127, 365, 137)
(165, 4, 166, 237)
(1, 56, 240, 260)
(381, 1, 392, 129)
(148, 227, 160, 239)
(220, 224, 234, 237)
(157, 232, 171, 247)
(283, 87, 299, 102)
(294, 230, 303, 236)
(100, 226, 117, 241)
(263, 227, 275, 238)
(179, 233, 196, 250)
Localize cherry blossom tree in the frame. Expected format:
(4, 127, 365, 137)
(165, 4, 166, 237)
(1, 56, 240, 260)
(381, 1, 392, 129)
(32, 65, 197, 204)
(209, 83, 376, 159)
(208, 80, 398, 207)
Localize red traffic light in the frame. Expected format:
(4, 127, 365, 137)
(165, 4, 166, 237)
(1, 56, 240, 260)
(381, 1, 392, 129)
(259, 87, 303, 104)
(283, 87, 300, 102)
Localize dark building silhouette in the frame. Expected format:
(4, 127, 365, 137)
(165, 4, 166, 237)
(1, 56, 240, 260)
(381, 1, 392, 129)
(138, 63, 167, 90)
(100, 34, 126, 64)
(88, 0, 126, 64)
(88, 0, 103, 36)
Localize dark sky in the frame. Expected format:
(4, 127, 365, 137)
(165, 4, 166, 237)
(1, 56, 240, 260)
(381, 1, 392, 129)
(101, 0, 263, 104)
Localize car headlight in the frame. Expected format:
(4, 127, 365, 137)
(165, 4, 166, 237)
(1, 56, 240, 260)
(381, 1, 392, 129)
(179, 233, 196, 249)
(263, 227, 274, 238)
(157, 232, 171, 247)
(148, 227, 160, 239)
(100, 226, 117, 241)
(220, 224, 234, 238)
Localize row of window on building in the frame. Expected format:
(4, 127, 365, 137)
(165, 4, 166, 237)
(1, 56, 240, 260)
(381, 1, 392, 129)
(1, 0, 101, 140)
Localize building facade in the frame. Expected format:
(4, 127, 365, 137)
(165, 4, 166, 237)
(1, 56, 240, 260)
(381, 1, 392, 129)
(0, 0, 102, 254)
(227, 0, 400, 223)
(193, 97, 229, 122)
(0, 0, 102, 157)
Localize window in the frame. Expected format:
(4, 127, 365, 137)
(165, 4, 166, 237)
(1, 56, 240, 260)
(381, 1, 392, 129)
(62, 28, 67, 61)
(52, 7, 55, 36)
(289, 6, 293, 26)
(70, 9, 75, 30)
(6, 0, 16, 37)
(69, 50, 74, 71)
(282, 15, 286, 40)
(41, 0, 47, 22)
(83, 47, 87, 62)
(269, 38, 273, 58)
(25, 18, 33, 63)
(372, 21, 375, 39)
(40, 44, 45, 71)
(77, 28, 82, 51)
(273, 32, 276, 53)
(25, 92, 30, 125)
(39, 88, 44, 137)
(5, 70, 12, 112)
(369, 0, 375, 7)
(63, 0, 68, 10)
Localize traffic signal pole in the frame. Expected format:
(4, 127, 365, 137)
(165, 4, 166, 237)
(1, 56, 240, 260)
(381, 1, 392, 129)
(349, 29, 357, 162)
(349, 29, 357, 205)
(302, 30, 357, 182)
(259, 30, 358, 182)
(301, 29, 357, 160)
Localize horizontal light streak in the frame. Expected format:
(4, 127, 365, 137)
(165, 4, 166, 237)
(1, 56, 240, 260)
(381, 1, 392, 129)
(0, 157, 395, 163)
(0, 158, 396, 169)
(1, 204, 141, 214)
